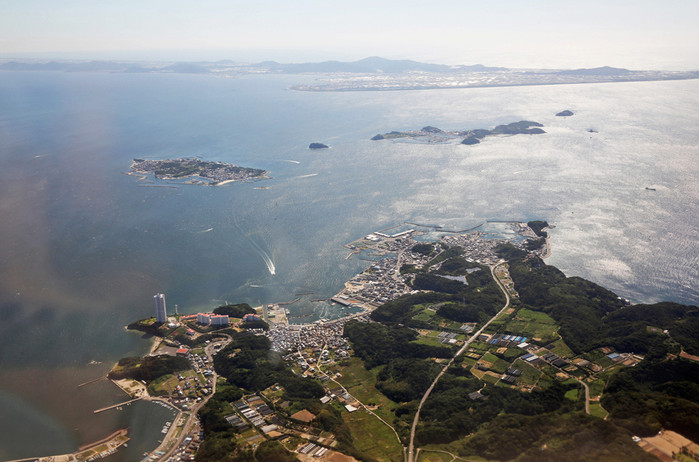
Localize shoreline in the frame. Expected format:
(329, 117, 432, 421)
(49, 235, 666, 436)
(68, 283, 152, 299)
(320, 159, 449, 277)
(7, 428, 130, 462)
(290, 74, 699, 92)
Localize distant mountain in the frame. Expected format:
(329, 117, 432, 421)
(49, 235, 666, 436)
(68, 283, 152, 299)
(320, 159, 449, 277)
(556, 66, 633, 76)
(0, 61, 71, 71)
(161, 63, 211, 74)
(255, 56, 506, 74)
(0, 60, 126, 72)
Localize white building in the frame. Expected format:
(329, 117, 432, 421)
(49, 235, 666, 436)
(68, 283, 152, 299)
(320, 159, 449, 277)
(154, 293, 167, 323)
(197, 313, 229, 326)
(211, 314, 229, 326)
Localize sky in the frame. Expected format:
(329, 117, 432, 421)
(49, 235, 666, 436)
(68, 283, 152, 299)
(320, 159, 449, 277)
(1, 0, 698, 70)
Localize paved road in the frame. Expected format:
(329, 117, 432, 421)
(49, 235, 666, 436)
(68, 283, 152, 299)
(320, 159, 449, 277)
(575, 377, 591, 414)
(313, 345, 404, 447)
(407, 262, 511, 462)
(156, 335, 232, 461)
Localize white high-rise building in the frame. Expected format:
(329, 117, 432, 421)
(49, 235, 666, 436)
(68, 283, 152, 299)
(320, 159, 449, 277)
(154, 293, 167, 323)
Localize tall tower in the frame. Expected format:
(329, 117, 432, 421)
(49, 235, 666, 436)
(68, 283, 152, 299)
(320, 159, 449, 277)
(154, 293, 167, 323)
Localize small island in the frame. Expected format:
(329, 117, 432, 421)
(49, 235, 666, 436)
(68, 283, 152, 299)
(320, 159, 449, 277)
(556, 109, 575, 116)
(308, 142, 329, 149)
(371, 120, 545, 146)
(129, 157, 269, 186)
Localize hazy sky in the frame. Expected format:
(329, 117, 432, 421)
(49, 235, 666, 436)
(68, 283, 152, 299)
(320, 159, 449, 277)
(1, 0, 698, 69)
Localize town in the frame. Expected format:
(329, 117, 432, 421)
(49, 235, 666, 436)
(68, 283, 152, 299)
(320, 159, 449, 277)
(128, 157, 269, 185)
(33, 221, 695, 462)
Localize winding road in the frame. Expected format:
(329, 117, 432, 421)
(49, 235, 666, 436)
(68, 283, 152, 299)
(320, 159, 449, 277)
(407, 262, 512, 462)
(156, 334, 232, 460)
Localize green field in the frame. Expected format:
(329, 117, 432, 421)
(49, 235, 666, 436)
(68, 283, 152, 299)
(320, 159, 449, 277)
(417, 450, 453, 462)
(564, 387, 581, 401)
(502, 308, 558, 340)
(147, 369, 202, 397)
(345, 409, 404, 462)
(589, 403, 609, 419)
(419, 444, 487, 462)
(480, 352, 510, 374)
(588, 378, 606, 398)
(511, 358, 542, 386)
(415, 334, 448, 348)
(583, 349, 616, 367)
(412, 307, 437, 322)
(547, 339, 575, 358)
(336, 357, 398, 423)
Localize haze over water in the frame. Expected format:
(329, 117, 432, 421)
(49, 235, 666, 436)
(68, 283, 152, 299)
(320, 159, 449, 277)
(0, 71, 697, 460)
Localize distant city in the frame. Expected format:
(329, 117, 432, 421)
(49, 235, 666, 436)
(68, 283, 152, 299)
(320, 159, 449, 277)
(2, 56, 697, 92)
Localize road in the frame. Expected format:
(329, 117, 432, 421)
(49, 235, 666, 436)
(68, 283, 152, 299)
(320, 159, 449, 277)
(312, 343, 404, 447)
(574, 377, 591, 414)
(155, 334, 232, 461)
(407, 262, 512, 462)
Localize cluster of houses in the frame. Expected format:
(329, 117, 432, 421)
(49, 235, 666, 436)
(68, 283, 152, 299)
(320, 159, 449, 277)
(166, 353, 214, 401)
(483, 333, 529, 348)
(500, 367, 522, 384)
(438, 331, 460, 344)
(226, 396, 281, 439)
(333, 255, 413, 309)
(266, 315, 359, 357)
(440, 231, 509, 266)
(297, 442, 329, 458)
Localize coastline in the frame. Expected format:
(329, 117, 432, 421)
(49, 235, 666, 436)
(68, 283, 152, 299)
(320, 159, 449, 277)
(291, 73, 699, 92)
(6, 429, 130, 462)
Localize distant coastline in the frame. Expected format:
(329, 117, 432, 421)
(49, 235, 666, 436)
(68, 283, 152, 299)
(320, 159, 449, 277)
(2, 57, 697, 93)
(291, 74, 699, 92)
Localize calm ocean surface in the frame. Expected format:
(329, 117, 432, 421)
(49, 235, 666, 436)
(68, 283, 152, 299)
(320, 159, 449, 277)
(0, 71, 697, 460)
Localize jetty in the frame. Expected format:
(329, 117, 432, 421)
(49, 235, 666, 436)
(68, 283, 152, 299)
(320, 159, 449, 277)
(77, 375, 106, 388)
(94, 397, 142, 414)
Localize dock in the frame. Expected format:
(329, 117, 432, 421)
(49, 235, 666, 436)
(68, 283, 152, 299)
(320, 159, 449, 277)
(77, 375, 106, 388)
(94, 397, 142, 414)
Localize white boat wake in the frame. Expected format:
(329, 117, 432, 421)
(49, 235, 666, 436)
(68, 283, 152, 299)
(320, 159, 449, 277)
(282, 159, 301, 164)
(296, 173, 318, 179)
(232, 217, 276, 275)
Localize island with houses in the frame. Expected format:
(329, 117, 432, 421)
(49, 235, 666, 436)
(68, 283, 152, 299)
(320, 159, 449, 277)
(129, 157, 269, 186)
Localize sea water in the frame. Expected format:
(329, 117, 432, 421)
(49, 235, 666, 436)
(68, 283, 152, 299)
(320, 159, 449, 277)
(0, 71, 697, 460)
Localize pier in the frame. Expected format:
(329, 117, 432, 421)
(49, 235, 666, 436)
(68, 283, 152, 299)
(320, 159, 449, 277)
(94, 397, 142, 414)
(77, 375, 106, 388)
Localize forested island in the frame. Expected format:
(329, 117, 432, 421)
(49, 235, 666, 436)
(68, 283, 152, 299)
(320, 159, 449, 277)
(129, 158, 268, 185)
(371, 121, 545, 145)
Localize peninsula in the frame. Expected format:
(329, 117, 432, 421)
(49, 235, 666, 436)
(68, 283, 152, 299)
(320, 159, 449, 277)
(371, 121, 545, 145)
(129, 158, 268, 185)
(69, 221, 697, 462)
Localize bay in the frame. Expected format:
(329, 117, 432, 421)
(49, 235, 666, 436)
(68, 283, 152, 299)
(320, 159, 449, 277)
(0, 71, 696, 460)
